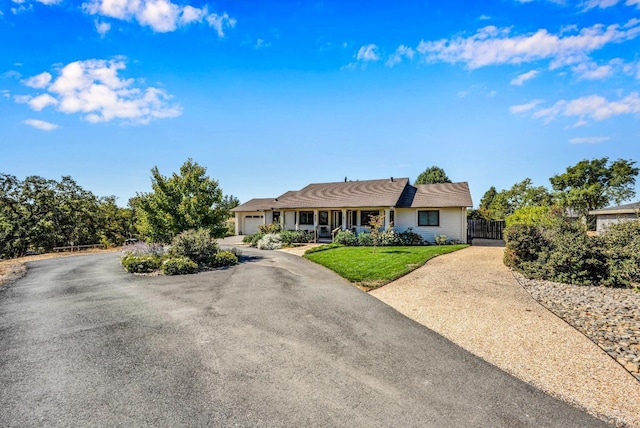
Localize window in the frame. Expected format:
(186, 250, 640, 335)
(272, 211, 280, 223)
(390, 210, 395, 225)
(418, 210, 439, 226)
(299, 211, 314, 225)
(318, 211, 329, 225)
(360, 210, 381, 226)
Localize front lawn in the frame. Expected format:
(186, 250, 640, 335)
(304, 245, 467, 290)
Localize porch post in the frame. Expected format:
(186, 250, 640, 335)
(384, 208, 391, 229)
(341, 209, 347, 230)
(234, 212, 240, 235)
(295, 210, 299, 231)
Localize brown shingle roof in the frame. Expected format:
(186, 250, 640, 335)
(274, 177, 409, 209)
(232, 178, 473, 211)
(410, 182, 473, 208)
(231, 198, 277, 212)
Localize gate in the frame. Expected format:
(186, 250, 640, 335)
(467, 219, 505, 241)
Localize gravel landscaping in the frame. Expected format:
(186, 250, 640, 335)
(516, 274, 640, 382)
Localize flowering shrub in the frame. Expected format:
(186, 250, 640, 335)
(122, 241, 166, 257)
(434, 235, 447, 245)
(334, 230, 357, 246)
(357, 232, 373, 246)
(257, 233, 282, 250)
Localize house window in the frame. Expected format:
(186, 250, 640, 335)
(360, 210, 381, 226)
(319, 211, 329, 225)
(299, 211, 314, 225)
(390, 210, 395, 225)
(273, 211, 280, 223)
(418, 210, 439, 226)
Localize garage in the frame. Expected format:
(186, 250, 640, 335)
(243, 215, 264, 235)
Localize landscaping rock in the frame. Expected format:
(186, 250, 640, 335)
(515, 273, 640, 382)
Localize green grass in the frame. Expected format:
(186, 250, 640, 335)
(304, 245, 467, 289)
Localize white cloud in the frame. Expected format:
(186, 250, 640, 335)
(16, 58, 181, 124)
(415, 20, 640, 70)
(580, 0, 640, 9)
(255, 38, 271, 49)
(24, 119, 59, 131)
(23, 93, 59, 110)
(479, 14, 491, 20)
(510, 70, 539, 85)
(572, 61, 615, 80)
(21, 71, 52, 88)
(81, 0, 235, 35)
(516, 92, 640, 124)
(510, 99, 543, 114)
(95, 20, 111, 36)
(569, 136, 610, 144)
(356, 44, 380, 62)
(386, 45, 414, 67)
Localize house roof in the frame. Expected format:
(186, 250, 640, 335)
(232, 178, 473, 212)
(589, 202, 640, 215)
(410, 182, 473, 208)
(275, 177, 410, 209)
(230, 198, 277, 212)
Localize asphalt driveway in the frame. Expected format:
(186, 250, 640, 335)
(0, 248, 610, 427)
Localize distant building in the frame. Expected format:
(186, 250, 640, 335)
(589, 202, 640, 235)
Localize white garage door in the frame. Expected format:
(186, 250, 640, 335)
(243, 215, 264, 235)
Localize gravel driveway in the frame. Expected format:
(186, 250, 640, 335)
(0, 248, 611, 427)
(370, 245, 640, 427)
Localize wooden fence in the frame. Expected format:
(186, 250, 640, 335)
(52, 244, 105, 252)
(467, 220, 505, 241)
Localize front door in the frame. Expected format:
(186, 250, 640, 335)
(332, 211, 343, 231)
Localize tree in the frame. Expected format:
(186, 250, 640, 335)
(134, 159, 230, 243)
(550, 157, 639, 220)
(481, 179, 553, 220)
(415, 166, 451, 184)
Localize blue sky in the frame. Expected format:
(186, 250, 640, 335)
(1, 0, 639, 207)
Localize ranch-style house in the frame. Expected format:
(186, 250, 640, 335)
(231, 177, 473, 244)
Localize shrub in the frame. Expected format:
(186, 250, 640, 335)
(357, 232, 373, 246)
(601, 219, 640, 287)
(257, 233, 282, 250)
(434, 235, 447, 245)
(211, 250, 239, 267)
(280, 230, 314, 245)
(503, 224, 549, 270)
(505, 206, 558, 228)
(396, 228, 424, 245)
(123, 241, 166, 257)
(243, 233, 265, 247)
(334, 230, 358, 246)
(258, 223, 282, 234)
(162, 256, 198, 275)
(544, 223, 606, 286)
(169, 228, 218, 265)
(121, 254, 163, 273)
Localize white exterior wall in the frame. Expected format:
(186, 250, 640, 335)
(394, 207, 467, 243)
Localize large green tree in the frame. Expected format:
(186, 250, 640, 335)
(133, 159, 231, 242)
(550, 157, 639, 219)
(483, 179, 552, 220)
(0, 174, 116, 258)
(415, 166, 451, 184)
